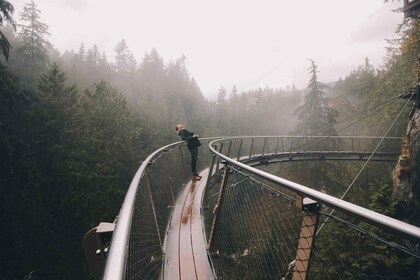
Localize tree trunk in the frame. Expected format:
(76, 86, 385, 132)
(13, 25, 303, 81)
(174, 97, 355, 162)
(392, 109, 420, 203)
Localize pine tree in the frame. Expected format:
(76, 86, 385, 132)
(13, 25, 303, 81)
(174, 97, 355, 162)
(16, 0, 51, 85)
(113, 39, 131, 73)
(18, 0, 51, 64)
(0, 61, 40, 280)
(293, 59, 339, 136)
(217, 86, 227, 105)
(229, 85, 238, 102)
(86, 45, 100, 70)
(138, 48, 166, 99)
(0, 0, 16, 61)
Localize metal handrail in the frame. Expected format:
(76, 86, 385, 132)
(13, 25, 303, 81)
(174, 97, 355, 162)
(102, 140, 183, 279)
(103, 135, 414, 280)
(103, 137, 221, 280)
(209, 138, 420, 243)
(206, 135, 402, 140)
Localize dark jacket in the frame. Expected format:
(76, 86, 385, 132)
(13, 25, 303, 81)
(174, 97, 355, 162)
(179, 129, 200, 150)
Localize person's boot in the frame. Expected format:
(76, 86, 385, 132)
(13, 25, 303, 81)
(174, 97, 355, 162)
(192, 173, 202, 180)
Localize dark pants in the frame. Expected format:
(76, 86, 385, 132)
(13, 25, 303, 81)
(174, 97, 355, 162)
(189, 147, 198, 175)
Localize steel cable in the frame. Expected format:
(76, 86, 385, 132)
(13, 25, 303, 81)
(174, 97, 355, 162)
(316, 92, 415, 235)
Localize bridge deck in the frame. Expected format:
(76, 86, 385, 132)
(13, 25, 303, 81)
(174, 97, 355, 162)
(162, 169, 215, 280)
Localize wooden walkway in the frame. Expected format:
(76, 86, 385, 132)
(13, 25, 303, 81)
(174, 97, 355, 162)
(162, 169, 216, 280)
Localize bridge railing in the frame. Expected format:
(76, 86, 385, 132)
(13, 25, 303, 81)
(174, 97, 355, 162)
(204, 136, 420, 279)
(211, 135, 402, 161)
(103, 135, 419, 279)
(206, 135, 404, 208)
(102, 138, 218, 280)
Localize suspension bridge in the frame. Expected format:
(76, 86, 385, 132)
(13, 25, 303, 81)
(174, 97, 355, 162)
(83, 92, 420, 279)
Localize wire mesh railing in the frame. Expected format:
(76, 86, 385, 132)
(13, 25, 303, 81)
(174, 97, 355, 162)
(203, 166, 302, 279)
(103, 138, 217, 280)
(215, 136, 402, 162)
(205, 136, 420, 280)
(103, 135, 419, 280)
(211, 136, 402, 208)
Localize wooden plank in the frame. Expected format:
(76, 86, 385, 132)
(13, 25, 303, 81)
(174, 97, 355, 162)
(163, 169, 215, 280)
(179, 181, 198, 280)
(190, 170, 216, 280)
(163, 180, 191, 279)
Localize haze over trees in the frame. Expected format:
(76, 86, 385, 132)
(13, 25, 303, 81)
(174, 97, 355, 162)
(293, 59, 339, 136)
(0, 0, 15, 60)
(0, 0, 419, 279)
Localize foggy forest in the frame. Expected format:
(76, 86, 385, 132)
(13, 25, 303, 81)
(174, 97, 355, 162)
(1, 0, 420, 279)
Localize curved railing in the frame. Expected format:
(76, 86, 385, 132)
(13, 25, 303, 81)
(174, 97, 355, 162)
(207, 136, 419, 240)
(103, 138, 219, 280)
(204, 136, 420, 279)
(103, 136, 420, 280)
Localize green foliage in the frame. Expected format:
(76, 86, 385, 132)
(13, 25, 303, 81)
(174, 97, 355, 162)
(0, 62, 144, 279)
(1, 2, 419, 279)
(293, 59, 339, 136)
(360, 21, 418, 137)
(12, 0, 51, 87)
(18, 0, 51, 62)
(113, 39, 136, 74)
(0, 0, 16, 61)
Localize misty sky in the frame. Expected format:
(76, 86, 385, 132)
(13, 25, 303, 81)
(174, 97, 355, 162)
(11, 0, 403, 97)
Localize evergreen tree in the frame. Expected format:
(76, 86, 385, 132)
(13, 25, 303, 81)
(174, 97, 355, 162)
(113, 39, 131, 73)
(165, 55, 204, 123)
(137, 48, 166, 100)
(361, 20, 419, 137)
(98, 51, 111, 78)
(127, 52, 137, 77)
(16, 0, 51, 86)
(18, 0, 51, 64)
(228, 85, 241, 135)
(249, 88, 266, 134)
(229, 85, 238, 101)
(0, 0, 15, 61)
(217, 86, 227, 105)
(290, 60, 342, 195)
(215, 86, 229, 133)
(293, 59, 339, 136)
(0, 61, 40, 280)
(77, 43, 86, 63)
(86, 44, 100, 71)
(334, 57, 377, 110)
(330, 58, 377, 136)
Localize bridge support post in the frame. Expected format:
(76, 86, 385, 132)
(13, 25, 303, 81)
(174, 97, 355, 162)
(145, 174, 163, 250)
(205, 144, 222, 193)
(215, 143, 224, 173)
(208, 163, 229, 251)
(227, 140, 232, 158)
(164, 157, 175, 206)
(292, 197, 320, 280)
(249, 138, 254, 159)
(262, 138, 268, 156)
(179, 145, 188, 178)
(236, 139, 243, 161)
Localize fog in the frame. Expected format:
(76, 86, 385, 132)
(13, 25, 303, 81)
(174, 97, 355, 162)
(10, 0, 403, 98)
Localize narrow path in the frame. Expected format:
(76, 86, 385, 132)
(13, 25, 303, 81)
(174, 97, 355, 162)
(162, 169, 215, 280)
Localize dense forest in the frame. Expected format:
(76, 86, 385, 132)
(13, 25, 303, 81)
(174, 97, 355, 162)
(0, 1, 419, 279)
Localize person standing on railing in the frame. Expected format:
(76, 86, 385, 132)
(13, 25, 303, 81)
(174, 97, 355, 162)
(176, 124, 202, 180)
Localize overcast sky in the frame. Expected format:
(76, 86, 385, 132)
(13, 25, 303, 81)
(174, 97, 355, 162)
(11, 0, 403, 98)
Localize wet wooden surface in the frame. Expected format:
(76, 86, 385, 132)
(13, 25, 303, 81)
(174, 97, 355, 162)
(163, 169, 215, 280)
